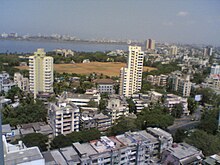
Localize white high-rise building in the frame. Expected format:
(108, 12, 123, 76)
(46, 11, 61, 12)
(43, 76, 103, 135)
(120, 46, 144, 97)
(29, 49, 54, 98)
(210, 64, 220, 75)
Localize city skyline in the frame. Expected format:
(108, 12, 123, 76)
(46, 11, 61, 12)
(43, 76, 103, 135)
(1, 0, 220, 46)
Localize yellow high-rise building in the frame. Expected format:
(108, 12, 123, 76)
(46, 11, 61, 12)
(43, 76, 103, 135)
(29, 49, 53, 98)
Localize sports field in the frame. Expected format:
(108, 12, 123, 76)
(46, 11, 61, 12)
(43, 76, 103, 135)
(16, 62, 156, 76)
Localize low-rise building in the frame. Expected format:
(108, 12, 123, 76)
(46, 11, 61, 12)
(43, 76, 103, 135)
(54, 48, 74, 57)
(106, 94, 129, 123)
(49, 101, 80, 136)
(146, 127, 173, 153)
(42, 128, 175, 164)
(3, 135, 45, 165)
(61, 92, 100, 108)
(146, 74, 168, 87)
(203, 154, 220, 165)
(0, 71, 14, 93)
(93, 79, 115, 94)
(161, 142, 204, 165)
(164, 94, 189, 115)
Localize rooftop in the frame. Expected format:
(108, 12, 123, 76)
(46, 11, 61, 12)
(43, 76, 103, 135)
(167, 143, 202, 160)
(5, 147, 44, 165)
(90, 136, 124, 153)
(73, 142, 97, 157)
(59, 146, 79, 163)
(93, 79, 115, 84)
(147, 127, 172, 140)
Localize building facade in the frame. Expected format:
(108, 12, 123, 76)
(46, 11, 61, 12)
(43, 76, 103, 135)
(94, 79, 115, 94)
(29, 49, 53, 98)
(0, 71, 14, 93)
(120, 46, 144, 97)
(145, 39, 155, 50)
(106, 95, 129, 123)
(14, 72, 29, 91)
(48, 101, 80, 136)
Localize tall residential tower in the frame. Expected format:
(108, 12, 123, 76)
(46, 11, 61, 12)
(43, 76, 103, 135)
(145, 39, 155, 50)
(29, 49, 54, 98)
(120, 46, 144, 97)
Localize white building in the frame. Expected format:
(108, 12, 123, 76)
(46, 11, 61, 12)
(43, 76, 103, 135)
(61, 92, 100, 108)
(106, 95, 129, 123)
(210, 64, 220, 75)
(164, 94, 189, 115)
(120, 46, 144, 97)
(14, 72, 29, 91)
(0, 71, 14, 93)
(49, 101, 80, 136)
(3, 135, 45, 165)
(29, 48, 54, 98)
(168, 73, 192, 97)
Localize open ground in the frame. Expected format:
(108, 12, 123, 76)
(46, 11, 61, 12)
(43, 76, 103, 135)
(16, 62, 156, 76)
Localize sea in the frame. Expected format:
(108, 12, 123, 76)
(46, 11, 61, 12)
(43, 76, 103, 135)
(0, 39, 129, 53)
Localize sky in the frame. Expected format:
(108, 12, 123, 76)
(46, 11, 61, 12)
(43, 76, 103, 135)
(1, 0, 220, 45)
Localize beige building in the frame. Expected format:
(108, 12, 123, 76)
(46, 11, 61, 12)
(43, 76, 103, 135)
(14, 72, 29, 91)
(106, 95, 129, 123)
(168, 72, 192, 97)
(170, 45, 178, 55)
(29, 49, 53, 98)
(120, 46, 144, 97)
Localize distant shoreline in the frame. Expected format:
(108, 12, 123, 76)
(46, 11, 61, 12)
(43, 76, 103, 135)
(0, 38, 131, 45)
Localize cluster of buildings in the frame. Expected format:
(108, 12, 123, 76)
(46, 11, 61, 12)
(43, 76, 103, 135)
(3, 127, 210, 165)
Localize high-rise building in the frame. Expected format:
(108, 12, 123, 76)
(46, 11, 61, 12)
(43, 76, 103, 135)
(170, 45, 178, 55)
(29, 49, 53, 98)
(120, 46, 144, 97)
(210, 64, 220, 75)
(203, 47, 213, 56)
(145, 39, 155, 50)
(168, 72, 192, 97)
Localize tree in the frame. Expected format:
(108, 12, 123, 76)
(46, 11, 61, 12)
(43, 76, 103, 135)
(6, 86, 23, 102)
(188, 97, 198, 114)
(50, 134, 72, 149)
(88, 99, 98, 108)
(107, 117, 138, 136)
(21, 133, 48, 151)
(173, 129, 187, 143)
(136, 104, 174, 129)
(196, 88, 215, 105)
(171, 103, 183, 118)
(2, 99, 47, 126)
(51, 129, 102, 149)
(127, 98, 137, 114)
(185, 130, 220, 156)
(199, 108, 219, 134)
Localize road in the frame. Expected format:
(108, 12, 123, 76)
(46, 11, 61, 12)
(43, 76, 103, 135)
(168, 106, 202, 134)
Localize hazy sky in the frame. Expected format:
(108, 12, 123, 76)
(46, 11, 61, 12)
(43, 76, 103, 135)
(1, 0, 220, 45)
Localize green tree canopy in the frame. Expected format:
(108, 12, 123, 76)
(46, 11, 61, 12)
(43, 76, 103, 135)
(21, 133, 48, 151)
(185, 130, 220, 156)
